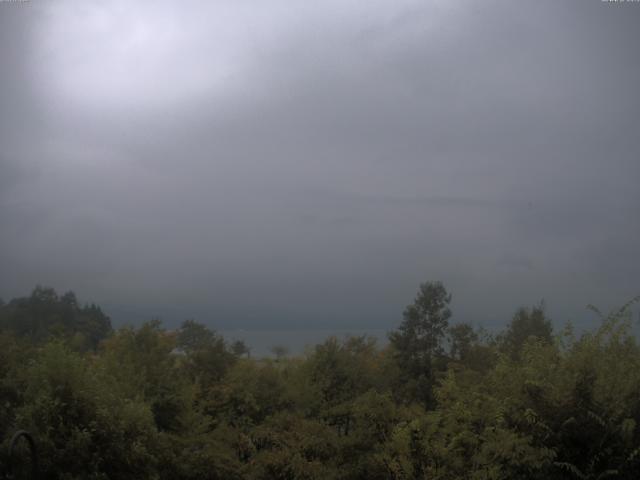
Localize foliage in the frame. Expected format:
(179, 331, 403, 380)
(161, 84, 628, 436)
(0, 284, 639, 479)
(389, 281, 452, 407)
(498, 303, 553, 359)
(0, 286, 112, 350)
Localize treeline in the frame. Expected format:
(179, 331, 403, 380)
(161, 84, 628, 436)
(0, 284, 639, 479)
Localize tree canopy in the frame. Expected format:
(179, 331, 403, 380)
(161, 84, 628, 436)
(1, 284, 639, 479)
(388, 281, 452, 407)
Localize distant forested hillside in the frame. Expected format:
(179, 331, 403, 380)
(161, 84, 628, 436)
(0, 284, 639, 479)
(0, 286, 112, 349)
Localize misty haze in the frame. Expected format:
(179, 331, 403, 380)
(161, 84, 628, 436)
(0, 1, 639, 479)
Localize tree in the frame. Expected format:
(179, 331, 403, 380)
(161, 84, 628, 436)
(231, 339, 251, 358)
(447, 322, 478, 363)
(0, 286, 112, 349)
(499, 303, 552, 359)
(177, 319, 217, 353)
(176, 320, 236, 392)
(389, 281, 452, 408)
(16, 342, 160, 479)
(100, 320, 188, 433)
(271, 345, 289, 361)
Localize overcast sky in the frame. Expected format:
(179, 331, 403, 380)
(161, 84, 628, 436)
(1, 0, 639, 330)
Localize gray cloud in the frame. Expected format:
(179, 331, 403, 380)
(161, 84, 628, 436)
(0, 0, 638, 329)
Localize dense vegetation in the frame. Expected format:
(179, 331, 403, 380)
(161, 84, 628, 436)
(1, 284, 639, 479)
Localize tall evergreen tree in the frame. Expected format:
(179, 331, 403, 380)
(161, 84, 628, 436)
(389, 281, 451, 407)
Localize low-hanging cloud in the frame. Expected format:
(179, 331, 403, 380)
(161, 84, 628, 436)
(1, 0, 638, 330)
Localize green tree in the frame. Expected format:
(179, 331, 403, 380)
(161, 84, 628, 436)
(14, 342, 160, 479)
(389, 281, 451, 407)
(231, 339, 250, 358)
(177, 319, 218, 353)
(100, 320, 191, 433)
(0, 286, 111, 349)
(176, 319, 236, 397)
(271, 345, 289, 361)
(500, 303, 552, 359)
(244, 412, 340, 480)
(447, 322, 477, 363)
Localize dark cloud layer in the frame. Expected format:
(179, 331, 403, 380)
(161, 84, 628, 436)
(1, 0, 639, 329)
